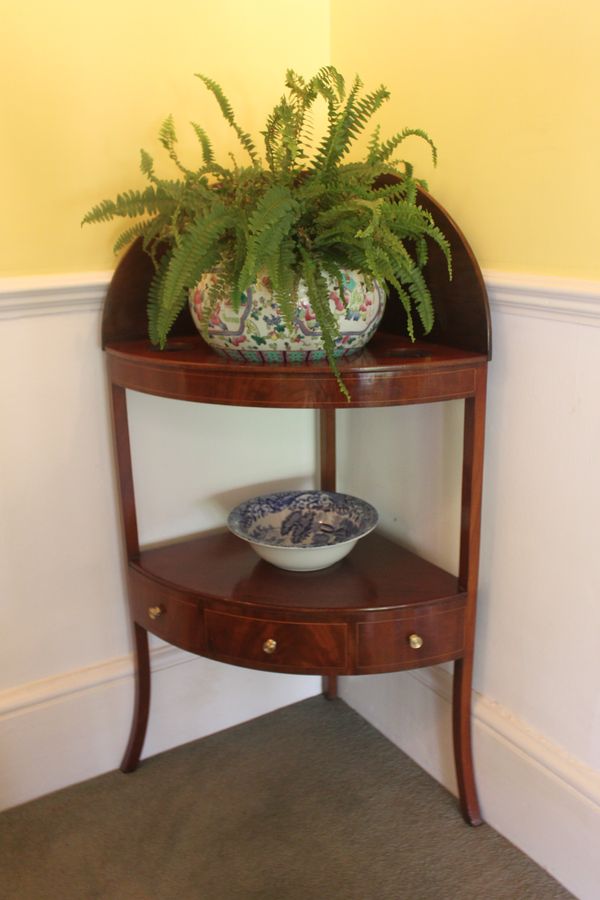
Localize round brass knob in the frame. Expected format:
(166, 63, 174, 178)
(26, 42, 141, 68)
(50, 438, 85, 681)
(408, 633, 424, 650)
(263, 638, 277, 654)
(148, 606, 164, 620)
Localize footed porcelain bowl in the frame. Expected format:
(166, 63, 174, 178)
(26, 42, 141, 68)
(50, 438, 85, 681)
(227, 490, 378, 572)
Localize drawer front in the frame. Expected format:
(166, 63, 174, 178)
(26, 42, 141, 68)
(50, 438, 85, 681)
(205, 610, 347, 673)
(128, 568, 204, 654)
(357, 605, 465, 673)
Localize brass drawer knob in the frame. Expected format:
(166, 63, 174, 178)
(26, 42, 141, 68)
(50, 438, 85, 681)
(148, 606, 164, 620)
(408, 633, 424, 650)
(263, 638, 277, 654)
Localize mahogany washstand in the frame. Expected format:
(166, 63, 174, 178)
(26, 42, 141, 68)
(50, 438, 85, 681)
(103, 190, 491, 826)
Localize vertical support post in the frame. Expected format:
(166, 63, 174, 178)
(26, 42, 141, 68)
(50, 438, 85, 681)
(319, 409, 338, 700)
(319, 408, 337, 493)
(110, 383, 140, 561)
(110, 381, 150, 772)
(453, 366, 487, 825)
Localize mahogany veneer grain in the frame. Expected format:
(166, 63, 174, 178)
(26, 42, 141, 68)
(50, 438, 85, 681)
(106, 333, 485, 408)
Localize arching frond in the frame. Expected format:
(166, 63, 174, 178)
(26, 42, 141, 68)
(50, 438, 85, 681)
(195, 74, 260, 165)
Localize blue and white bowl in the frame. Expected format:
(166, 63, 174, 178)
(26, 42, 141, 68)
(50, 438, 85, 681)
(227, 490, 378, 572)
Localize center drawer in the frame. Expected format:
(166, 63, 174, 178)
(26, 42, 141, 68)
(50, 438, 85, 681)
(205, 610, 347, 673)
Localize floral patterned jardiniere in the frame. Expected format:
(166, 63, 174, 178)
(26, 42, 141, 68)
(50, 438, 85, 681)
(189, 271, 385, 363)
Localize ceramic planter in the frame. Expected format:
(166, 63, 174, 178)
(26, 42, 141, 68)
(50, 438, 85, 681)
(189, 271, 385, 362)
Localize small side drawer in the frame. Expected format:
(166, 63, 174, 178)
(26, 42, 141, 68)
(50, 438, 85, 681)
(205, 610, 347, 673)
(128, 568, 204, 654)
(357, 604, 465, 673)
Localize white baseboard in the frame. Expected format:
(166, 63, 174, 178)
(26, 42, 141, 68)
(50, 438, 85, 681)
(0, 647, 320, 812)
(339, 669, 600, 900)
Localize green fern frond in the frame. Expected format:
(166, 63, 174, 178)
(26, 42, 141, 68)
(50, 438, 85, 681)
(313, 66, 346, 103)
(262, 98, 299, 174)
(151, 203, 234, 346)
(265, 239, 297, 331)
(285, 69, 318, 109)
(312, 74, 362, 172)
(354, 199, 383, 240)
(362, 242, 416, 340)
(140, 149, 156, 181)
(403, 169, 418, 204)
(147, 253, 170, 345)
(158, 115, 193, 175)
(284, 69, 307, 95)
(141, 217, 173, 259)
(370, 179, 409, 201)
(375, 127, 438, 167)
(158, 114, 177, 150)
(367, 124, 381, 162)
(236, 184, 299, 299)
(376, 226, 435, 334)
(283, 69, 323, 163)
(296, 110, 315, 160)
(393, 283, 417, 341)
(313, 80, 390, 174)
(190, 122, 215, 166)
(195, 73, 259, 166)
(82, 186, 169, 225)
(112, 219, 155, 255)
(405, 263, 435, 333)
(300, 248, 349, 401)
(422, 213, 453, 279)
(415, 235, 429, 269)
(384, 198, 428, 237)
(322, 264, 349, 311)
(311, 66, 347, 147)
(314, 198, 369, 229)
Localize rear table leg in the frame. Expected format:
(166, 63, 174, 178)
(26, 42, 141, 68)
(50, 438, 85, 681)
(322, 674, 338, 700)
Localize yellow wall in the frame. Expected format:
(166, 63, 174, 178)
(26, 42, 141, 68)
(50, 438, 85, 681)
(3, 1, 598, 280)
(331, 0, 600, 279)
(1, 0, 330, 275)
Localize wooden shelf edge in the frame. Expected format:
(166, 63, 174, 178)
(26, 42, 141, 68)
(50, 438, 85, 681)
(129, 530, 466, 617)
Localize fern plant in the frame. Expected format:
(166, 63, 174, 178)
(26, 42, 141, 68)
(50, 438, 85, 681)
(83, 67, 452, 395)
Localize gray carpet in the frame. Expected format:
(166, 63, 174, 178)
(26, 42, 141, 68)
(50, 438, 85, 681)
(0, 697, 573, 900)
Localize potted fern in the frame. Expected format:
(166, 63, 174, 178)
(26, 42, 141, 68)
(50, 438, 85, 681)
(84, 66, 451, 398)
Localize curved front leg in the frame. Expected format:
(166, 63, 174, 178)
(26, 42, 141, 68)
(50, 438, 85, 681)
(121, 623, 151, 773)
(452, 656, 482, 825)
(453, 374, 487, 825)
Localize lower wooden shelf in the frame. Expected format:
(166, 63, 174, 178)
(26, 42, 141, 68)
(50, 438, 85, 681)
(128, 531, 467, 675)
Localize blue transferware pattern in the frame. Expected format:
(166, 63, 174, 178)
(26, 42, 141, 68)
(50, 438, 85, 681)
(228, 490, 378, 549)
(189, 271, 385, 362)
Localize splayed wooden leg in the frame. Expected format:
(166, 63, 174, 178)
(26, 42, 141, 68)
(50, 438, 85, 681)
(120, 623, 151, 773)
(453, 656, 482, 825)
